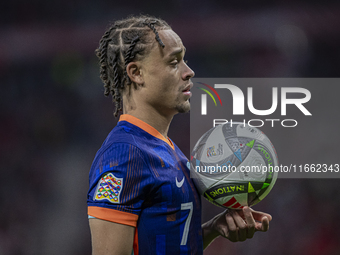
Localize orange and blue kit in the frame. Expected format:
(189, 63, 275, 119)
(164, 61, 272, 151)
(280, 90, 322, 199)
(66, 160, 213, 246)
(87, 114, 203, 255)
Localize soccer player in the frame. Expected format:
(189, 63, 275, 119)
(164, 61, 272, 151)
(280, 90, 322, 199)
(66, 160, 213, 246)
(87, 15, 272, 255)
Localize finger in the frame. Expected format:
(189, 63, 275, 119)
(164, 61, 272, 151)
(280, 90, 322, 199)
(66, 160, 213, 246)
(249, 208, 272, 222)
(255, 216, 270, 232)
(215, 210, 229, 237)
(228, 210, 246, 241)
(225, 212, 238, 242)
(242, 206, 256, 238)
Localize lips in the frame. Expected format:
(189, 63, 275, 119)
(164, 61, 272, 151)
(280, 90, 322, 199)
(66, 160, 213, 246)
(182, 82, 193, 93)
(182, 83, 193, 98)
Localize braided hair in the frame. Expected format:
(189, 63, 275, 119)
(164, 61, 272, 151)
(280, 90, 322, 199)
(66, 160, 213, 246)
(95, 15, 171, 117)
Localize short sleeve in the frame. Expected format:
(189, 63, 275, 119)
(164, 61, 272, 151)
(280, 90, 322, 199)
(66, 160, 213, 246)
(87, 143, 148, 227)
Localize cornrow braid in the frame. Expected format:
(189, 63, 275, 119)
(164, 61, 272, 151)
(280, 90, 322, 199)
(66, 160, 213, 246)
(97, 26, 117, 97)
(114, 87, 121, 117)
(95, 15, 171, 117)
(109, 55, 118, 94)
(143, 20, 165, 48)
(124, 36, 140, 86)
(111, 54, 122, 117)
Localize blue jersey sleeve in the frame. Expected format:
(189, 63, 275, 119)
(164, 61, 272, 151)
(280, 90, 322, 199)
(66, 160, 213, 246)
(87, 143, 149, 227)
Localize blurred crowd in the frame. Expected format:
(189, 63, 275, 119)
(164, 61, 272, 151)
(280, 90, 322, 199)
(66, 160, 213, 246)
(1, 1, 340, 254)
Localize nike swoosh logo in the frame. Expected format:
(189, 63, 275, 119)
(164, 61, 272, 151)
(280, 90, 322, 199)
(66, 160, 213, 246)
(176, 176, 185, 188)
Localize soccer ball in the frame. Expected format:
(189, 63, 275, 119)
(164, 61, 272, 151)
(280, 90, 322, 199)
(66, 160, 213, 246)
(190, 123, 278, 209)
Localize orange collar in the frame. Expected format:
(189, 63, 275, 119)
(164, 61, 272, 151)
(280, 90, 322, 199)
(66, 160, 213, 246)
(119, 114, 175, 150)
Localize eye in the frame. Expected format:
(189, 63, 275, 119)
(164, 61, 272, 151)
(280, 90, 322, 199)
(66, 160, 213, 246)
(170, 60, 179, 67)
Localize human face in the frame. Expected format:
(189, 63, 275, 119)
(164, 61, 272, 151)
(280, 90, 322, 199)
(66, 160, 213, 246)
(139, 29, 195, 116)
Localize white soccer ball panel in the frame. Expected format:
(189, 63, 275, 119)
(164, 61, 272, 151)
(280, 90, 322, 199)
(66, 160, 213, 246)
(199, 125, 234, 163)
(236, 124, 264, 140)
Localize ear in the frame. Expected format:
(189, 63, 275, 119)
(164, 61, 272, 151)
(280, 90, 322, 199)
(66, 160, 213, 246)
(126, 61, 144, 85)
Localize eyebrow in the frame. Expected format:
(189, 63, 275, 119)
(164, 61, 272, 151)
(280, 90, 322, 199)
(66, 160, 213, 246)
(169, 47, 186, 56)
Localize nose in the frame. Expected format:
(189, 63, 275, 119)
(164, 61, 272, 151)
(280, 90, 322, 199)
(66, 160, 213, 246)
(182, 62, 195, 80)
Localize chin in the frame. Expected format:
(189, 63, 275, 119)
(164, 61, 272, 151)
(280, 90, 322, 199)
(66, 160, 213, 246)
(176, 102, 191, 113)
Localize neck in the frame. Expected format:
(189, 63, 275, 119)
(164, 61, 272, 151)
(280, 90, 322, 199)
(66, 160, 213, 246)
(123, 105, 174, 138)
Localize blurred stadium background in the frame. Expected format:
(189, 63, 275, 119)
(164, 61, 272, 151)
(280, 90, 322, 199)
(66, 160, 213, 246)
(1, 0, 340, 254)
